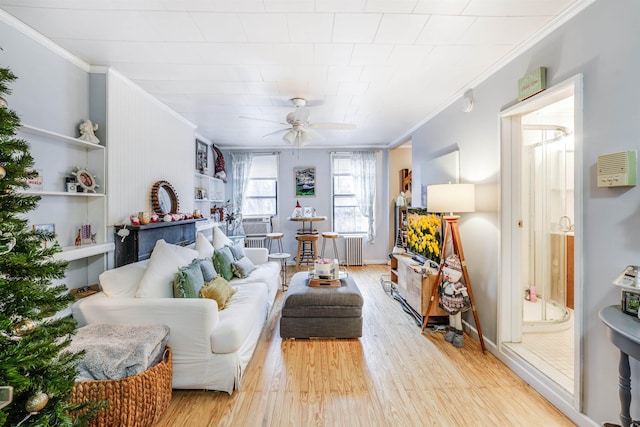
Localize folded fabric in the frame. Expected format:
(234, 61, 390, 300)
(69, 324, 170, 381)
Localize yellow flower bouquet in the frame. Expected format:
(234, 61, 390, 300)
(407, 210, 442, 263)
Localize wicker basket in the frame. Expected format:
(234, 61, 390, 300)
(70, 345, 173, 427)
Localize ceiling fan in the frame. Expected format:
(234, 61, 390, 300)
(241, 98, 355, 146)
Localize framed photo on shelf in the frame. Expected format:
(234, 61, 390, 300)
(195, 139, 208, 173)
(294, 166, 315, 197)
(32, 223, 55, 248)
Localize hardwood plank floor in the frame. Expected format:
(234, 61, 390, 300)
(156, 265, 575, 427)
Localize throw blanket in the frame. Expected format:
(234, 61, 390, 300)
(69, 324, 170, 381)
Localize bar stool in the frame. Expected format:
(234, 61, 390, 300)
(295, 234, 318, 271)
(321, 232, 340, 261)
(266, 216, 290, 289)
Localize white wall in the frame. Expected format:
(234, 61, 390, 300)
(104, 69, 196, 226)
(408, 0, 639, 423)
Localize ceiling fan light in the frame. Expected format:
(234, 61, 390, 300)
(283, 130, 296, 144)
(299, 131, 310, 147)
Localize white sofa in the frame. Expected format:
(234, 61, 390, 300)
(72, 234, 280, 394)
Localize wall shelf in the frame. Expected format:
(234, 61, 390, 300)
(20, 124, 105, 151)
(20, 190, 105, 197)
(54, 242, 115, 262)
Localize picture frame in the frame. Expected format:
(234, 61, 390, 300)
(195, 139, 208, 174)
(26, 169, 43, 191)
(294, 166, 315, 197)
(32, 223, 55, 248)
(622, 290, 640, 316)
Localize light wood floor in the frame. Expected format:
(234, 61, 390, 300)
(155, 265, 575, 427)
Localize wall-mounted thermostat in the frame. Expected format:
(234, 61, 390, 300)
(597, 150, 636, 187)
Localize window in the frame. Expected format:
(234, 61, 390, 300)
(242, 154, 278, 216)
(332, 153, 368, 234)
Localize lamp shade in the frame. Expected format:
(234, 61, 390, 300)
(427, 183, 475, 215)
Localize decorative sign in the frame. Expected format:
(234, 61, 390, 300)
(518, 67, 547, 101)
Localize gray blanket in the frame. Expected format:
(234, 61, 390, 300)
(69, 324, 170, 381)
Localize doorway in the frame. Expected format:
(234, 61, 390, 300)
(499, 75, 583, 410)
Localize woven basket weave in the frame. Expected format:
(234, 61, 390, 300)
(70, 345, 173, 427)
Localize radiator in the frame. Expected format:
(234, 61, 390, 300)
(242, 216, 271, 236)
(344, 235, 363, 266)
(245, 237, 265, 248)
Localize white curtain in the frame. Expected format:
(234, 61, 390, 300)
(230, 152, 253, 233)
(350, 151, 376, 243)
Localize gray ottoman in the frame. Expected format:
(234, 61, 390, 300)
(280, 272, 364, 339)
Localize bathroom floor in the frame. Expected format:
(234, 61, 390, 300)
(506, 306, 574, 392)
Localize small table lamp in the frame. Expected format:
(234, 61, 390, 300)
(423, 182, 486, 353)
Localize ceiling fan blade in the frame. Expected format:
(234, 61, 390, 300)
(262, 128, 290, 137)
(240, 116, 287, 125)
(310, 122, 356, 130)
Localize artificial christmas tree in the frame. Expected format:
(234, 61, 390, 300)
(0, 67, 87, 425)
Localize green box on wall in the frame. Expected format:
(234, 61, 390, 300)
(518, 67, 547, 101)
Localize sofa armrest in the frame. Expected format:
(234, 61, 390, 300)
(72, 293, 219, 358)
(244, 247, 268, 265)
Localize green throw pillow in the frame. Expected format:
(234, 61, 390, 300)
(213, 246, 235, 281)
(199, 276, 236, 310)
(232, 256, 256, 278)
(173, 258, 204, 298)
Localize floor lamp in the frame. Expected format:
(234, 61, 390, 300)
(421, 183, 486, 354)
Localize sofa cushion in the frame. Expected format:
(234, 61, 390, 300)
(212, 226, 233, 249)
(195, 232, 215, 258)
(213, 246, 235, 281)
(99, 260, 149, 298)
(210, 282, 267, 353)
(199, 276, 236, 310)
(173, 258, 205, 298)
(136, 239, 199, 298)
(199, 257, 218, 282)
(232, 256, 256, 278)
(230, 262, 279, 288)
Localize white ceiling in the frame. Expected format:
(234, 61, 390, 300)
(0, 0, 583, 149)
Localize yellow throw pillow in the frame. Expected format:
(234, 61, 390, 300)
(199, 276, 237, 310)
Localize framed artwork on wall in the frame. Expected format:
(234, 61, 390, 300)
(195, 139, 208, 174)
(294, 166, 315, 197)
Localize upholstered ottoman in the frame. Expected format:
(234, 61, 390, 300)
(280, 272, 364, 339)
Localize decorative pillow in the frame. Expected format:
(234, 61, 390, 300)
(213, 246, 235, 281)
(136, 240, 199, 298)
(232, 256, 256, 278)
(173, 258, 205, 298)
(199, 276, 236, 310)
(195, 232, 215, 258)
(227, 241, 246, 261)
(212, 226, 233, 250)
(199, 257, 217, 282)
(162, 240, 200, 263)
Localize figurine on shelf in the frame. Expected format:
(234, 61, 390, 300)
(78, 119, 100, 144)
(74, 229, 82, 247)
(91, 233, 97, 244)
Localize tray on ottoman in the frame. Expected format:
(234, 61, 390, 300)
(280, 272, 364, 339)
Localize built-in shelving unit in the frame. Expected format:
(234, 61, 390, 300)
(194, 172, 225, 219)
(18, 124, 112, 291)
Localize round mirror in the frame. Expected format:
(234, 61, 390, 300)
(151, 181, 179, 215)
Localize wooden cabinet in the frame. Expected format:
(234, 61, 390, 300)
(114, 220, 199, 267)
(391, 254, 447, 320)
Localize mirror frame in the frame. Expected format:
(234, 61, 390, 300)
(151, 180, 179, 215)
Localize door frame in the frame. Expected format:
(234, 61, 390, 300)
(498, 74, 584, 410)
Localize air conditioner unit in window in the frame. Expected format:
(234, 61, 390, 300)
(242, 216, 272, 236)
